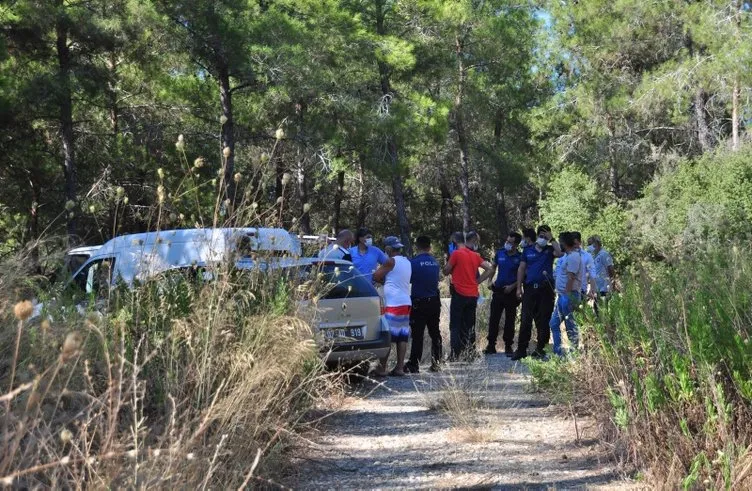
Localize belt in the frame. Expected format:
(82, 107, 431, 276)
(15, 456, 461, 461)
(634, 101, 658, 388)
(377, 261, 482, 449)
(525, 282, 550, 289)
(412, 296, 439, 303)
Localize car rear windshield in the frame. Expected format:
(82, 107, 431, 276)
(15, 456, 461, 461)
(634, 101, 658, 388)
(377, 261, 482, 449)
(282, 263, 378, 299)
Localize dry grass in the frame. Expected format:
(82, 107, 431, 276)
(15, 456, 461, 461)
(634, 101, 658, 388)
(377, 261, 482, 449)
(0, 246, 342, 488)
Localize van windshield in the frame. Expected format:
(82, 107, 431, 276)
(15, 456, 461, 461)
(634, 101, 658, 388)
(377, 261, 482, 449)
(281, 263, 377, 299)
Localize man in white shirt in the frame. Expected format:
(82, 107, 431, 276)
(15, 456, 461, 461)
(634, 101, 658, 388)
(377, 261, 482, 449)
(318, 229, 354, 262)
(550, 232, 583, 357)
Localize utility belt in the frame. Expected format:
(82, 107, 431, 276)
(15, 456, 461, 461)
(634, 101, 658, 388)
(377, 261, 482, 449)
(524, 281, 553, 290)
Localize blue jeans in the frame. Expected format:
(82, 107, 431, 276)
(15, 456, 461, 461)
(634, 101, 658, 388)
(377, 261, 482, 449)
(550, 292, 580, 356)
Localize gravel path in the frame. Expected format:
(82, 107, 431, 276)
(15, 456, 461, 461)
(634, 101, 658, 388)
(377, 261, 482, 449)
(288, 300, 639, 490)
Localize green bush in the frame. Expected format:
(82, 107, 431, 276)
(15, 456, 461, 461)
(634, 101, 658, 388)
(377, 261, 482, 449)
(529, 247, 752, 486)
(631, 145, 752, 258)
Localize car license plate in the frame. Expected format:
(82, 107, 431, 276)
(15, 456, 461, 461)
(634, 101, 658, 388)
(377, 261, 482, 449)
(323, 327, 364, 340)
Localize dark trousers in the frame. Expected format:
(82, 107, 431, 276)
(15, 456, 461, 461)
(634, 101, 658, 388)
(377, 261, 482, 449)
(487, 288, 521, 349)
(449, 290, 478, 359)
(408, 296, 442, 368)
(517, 283, 555, 353)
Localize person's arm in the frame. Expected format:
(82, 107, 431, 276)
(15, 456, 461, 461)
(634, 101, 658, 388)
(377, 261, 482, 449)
(377, 247, 388, 265)
(477, 260, 494, 284)
(443, 253, 456, 275)
(487, 264, 497, 286)
(516, 261, 527, 298)
(549, 235, 564, 258)
(372, 257, 395, 284)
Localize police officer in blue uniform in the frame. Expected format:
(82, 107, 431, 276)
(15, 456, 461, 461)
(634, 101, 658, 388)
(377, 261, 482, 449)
(485, 232, 523, 356)
(406, 236, 443, 373)
(512, 225, 563, 360)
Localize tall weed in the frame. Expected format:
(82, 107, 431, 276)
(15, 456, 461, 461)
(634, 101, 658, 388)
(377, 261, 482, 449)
(0, 245, 339, 488)
(529, 247, 752, 487)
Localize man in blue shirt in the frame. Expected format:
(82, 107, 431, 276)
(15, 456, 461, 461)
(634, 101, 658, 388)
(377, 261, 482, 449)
(349, 227, 388, 283)
(485, 232, 523, 356)
(512, 225, 563, 361)
(406, 236, 442, 373)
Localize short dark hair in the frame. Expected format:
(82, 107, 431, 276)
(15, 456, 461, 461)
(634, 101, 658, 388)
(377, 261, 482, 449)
(523, 228, 536, 242)
(508, 232, 522, 244)
(415, 235, 431, 250)
(560, 231, 576, 248)
(452, 231, 465, 244)
(466, 231, 479, 242)
(537, 224, 552, 236)
(355, 228, 372, 240)
(571, 231, 582, 241)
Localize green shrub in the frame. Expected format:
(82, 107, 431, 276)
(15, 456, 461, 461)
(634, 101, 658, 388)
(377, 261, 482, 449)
(529, 246, 752, 486)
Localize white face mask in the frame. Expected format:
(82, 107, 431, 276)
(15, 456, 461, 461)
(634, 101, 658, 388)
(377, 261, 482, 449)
(586, 245, 595, 254)
(365, 238, 373, 247)
(536, 237, 548, 247)
(504, 242, 514, 252)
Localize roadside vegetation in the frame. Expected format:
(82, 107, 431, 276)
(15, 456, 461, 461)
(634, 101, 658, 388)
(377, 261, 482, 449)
(528, 248, 752, 487)
(0, 245, 341, 488)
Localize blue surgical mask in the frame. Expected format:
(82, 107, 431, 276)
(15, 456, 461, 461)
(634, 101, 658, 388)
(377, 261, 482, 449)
(586, 245, 595, 254)
(365, 238, 373, 247)
(536, 237, 548, 247)
(504, 243, 514, 252)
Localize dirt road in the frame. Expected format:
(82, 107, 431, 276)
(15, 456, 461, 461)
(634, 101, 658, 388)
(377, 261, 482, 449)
(290, 354, 638, 489)
(289, 299, 639, 490)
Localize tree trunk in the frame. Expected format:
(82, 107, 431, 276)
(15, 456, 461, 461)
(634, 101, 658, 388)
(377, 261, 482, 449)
(56, 6, 77, 244)
(333, 170, 345, 232)
(357, 156, 368, 228)
(218, 64, 236, 207)
(686, 32, 713, 154)
(440, 179, 452, 258)
(297, 163, 311, 234)
(454, 34, 471, 233)
(495, 189, 509, 242)
(732, 78, 740, 151)
(375, 0, 411, 254)
(493, 111, 508, 241)
(694, 87, 713, 153)
(28, 176, 40, 274)
(107, 51, 118, 141)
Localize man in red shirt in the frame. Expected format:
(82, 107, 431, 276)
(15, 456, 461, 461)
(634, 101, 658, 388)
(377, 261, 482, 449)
(443, 231, 494, 360)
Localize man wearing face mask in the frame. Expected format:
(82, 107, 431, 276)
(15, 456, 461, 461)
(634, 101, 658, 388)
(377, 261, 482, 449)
(485, 232, 523, 356)
(349, 228, 388, 284)
(444, 231, 494, 360)
(512, 225, 563, 361)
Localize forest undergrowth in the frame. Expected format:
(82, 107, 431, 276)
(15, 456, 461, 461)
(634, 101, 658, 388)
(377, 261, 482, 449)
(528, 248, 752, 488)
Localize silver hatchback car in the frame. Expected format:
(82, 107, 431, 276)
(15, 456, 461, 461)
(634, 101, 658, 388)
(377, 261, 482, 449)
(279, 259, 391, 367)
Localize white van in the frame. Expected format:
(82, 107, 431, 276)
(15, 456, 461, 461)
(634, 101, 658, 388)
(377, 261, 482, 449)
(69, 228, 300, 296)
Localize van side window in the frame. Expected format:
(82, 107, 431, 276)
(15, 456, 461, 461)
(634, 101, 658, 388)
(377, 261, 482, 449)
(74, 258, 116, 297)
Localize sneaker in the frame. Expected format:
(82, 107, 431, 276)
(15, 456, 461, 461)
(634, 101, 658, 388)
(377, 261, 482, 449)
(510, 351, 528, 361)
(483, 345, 497, 355)
(530, 349, 547, 359)
(504, 346, 514, 356)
